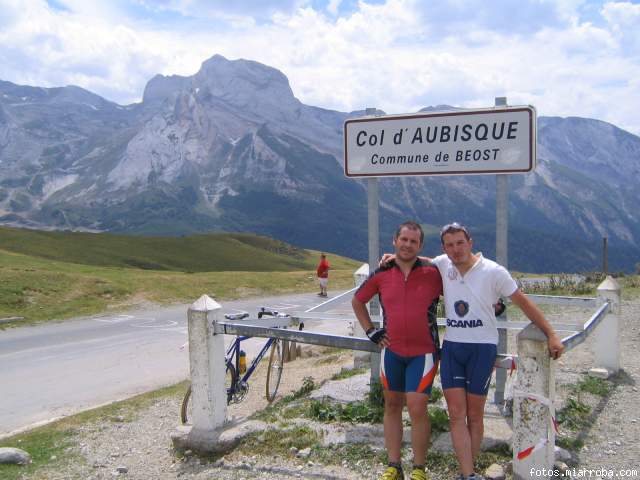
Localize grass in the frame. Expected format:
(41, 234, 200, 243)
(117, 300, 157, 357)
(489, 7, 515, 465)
(0, 228, 360, 326)
(515, 271, 640, 299)
(619, 275, 640, 299)
(0, 226, 359, 273)
(552, 374, 614, 455)
(556, 398, 591, 431)
(0, 382, 187, 480)
(241, 425, 321, 457)
(330, 367, 367, 381)
(576, 376, 611, 396)
(311, 443, 386, 468)
(424, 445, 511, 478)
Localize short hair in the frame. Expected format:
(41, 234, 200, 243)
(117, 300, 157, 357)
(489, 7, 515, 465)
(395, 221, 424, 244)
(440, 222, 471, 244)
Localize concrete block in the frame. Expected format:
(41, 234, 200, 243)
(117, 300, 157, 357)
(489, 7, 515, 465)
(588, 368, 610, 379)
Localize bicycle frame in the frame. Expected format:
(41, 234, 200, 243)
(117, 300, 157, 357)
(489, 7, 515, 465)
(226, 335, 275, 388)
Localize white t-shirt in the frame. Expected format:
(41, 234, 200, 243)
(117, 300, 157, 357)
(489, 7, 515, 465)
(432, 253, 518, 345)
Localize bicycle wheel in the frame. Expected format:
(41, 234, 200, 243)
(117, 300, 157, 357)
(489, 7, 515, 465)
(180, 362, 236, 424)
(266, 339, 284, 402)
(180, 384, 192, 425)
(224, 361, 237, 404)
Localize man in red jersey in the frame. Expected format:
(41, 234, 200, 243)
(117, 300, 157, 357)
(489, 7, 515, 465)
(352, 221, 442, 480)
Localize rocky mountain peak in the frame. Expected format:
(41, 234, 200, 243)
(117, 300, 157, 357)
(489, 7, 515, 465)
(142, 74, 190, 104)
(192, 54, 300, 113)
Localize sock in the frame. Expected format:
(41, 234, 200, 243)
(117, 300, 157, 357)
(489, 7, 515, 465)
(388, 461, 403, 471)
(412, 464, 425, 471)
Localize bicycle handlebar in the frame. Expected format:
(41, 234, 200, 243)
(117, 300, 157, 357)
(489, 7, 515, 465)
(258, 306, 291, 319)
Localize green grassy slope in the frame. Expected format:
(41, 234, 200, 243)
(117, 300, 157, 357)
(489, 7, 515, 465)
(0, 227, 361, 325)
(0, 226, 357, 272)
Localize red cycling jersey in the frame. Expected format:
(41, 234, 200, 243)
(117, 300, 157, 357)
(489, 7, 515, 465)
(355, 260, 442, 356)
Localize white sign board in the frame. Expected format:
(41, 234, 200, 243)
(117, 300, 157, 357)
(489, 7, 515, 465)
(344, 106, 536, 177)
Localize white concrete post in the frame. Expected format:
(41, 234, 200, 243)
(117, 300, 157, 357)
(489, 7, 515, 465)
(513, 324, 556, 479)
(185, 294, 228, 451)
(592, 276, 621, 376)
(353, 263, 371, 368)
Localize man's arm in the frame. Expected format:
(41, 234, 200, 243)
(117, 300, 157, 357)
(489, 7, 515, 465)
(379, 253, 432, 266)
(509, 289, 564, 359)
(351, 296, 389, 348)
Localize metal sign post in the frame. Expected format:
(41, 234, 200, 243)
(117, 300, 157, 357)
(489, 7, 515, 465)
(365, 108, 381, 385)
(494, 97, 509, 406)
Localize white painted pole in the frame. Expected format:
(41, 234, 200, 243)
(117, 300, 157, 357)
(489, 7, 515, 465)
(591, 276, 621, 376)
(495, 96, 508, 405)
(185, 295, 228, 451)
(513, 324, 556, 479)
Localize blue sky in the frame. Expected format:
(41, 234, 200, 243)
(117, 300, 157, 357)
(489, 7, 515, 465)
(1, 0, 639, 134)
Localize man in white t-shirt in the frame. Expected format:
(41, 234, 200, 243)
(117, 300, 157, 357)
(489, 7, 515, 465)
(437, 222, 564, 480)
(381, 222, 564, 480)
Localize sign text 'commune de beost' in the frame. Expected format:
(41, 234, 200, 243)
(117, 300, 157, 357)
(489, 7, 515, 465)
(343, 106, 536, 177)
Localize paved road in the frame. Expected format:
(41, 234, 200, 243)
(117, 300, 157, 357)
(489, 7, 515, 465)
(0, 291, 355, 438)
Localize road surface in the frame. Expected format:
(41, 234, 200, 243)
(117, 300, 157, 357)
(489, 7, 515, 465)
(0, 291, 356, 438)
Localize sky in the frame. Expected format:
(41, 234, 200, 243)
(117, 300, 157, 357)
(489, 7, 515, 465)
(1, 0, 639, 135)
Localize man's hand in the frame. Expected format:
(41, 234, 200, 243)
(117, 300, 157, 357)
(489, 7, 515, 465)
(379, 253, 396, 267)
(548, 334, 564, 360)
(366, 327, 389, 348)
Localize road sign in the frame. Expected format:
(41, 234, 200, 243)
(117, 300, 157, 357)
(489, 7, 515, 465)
(343, 106, 536, 177)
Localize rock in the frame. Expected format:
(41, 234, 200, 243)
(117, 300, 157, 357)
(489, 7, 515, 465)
(290, 446, 299, 454)
(484, 463, 506, 480)
(116, 466, 128, 473)
(555, 461, 569, 475)
(296, 447, 311, 458)
(555, 445, 572, 462)
(310, 373, 370, 403)
(0, 447, 32, 465)
(588, 368, 610, 379)
(504, 461, 513, 475)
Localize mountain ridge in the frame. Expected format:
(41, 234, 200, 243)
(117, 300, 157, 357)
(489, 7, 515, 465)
(0, 55, 638, 273)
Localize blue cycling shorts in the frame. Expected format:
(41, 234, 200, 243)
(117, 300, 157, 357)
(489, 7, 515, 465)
(440, 340, 497, 396)
(380, 348, 438, 395)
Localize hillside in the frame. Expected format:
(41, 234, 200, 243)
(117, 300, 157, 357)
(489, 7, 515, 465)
(0, 227, 359, 324)
(0, 226, 358, 272)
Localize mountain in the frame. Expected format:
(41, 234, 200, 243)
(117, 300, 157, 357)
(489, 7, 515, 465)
(0, 55, 638, 273)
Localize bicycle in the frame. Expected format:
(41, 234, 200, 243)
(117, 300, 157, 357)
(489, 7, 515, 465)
(180, 307, 300, 424)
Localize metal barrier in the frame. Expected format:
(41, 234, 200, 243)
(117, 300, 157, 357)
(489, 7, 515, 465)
(175, 274, 622, 475)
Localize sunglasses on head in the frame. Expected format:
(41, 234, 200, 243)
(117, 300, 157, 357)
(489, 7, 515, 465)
(440, 222, 470, 239)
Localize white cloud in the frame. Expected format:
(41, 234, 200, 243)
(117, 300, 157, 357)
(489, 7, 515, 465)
(0, 0, 638, 135)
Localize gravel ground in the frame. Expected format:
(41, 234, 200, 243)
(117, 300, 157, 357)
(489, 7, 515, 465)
(22, 296, 640, 479)
(575, 299, 640, 474)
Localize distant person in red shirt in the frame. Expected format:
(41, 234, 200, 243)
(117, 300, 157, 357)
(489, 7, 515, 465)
(316, 253, 330, 297)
